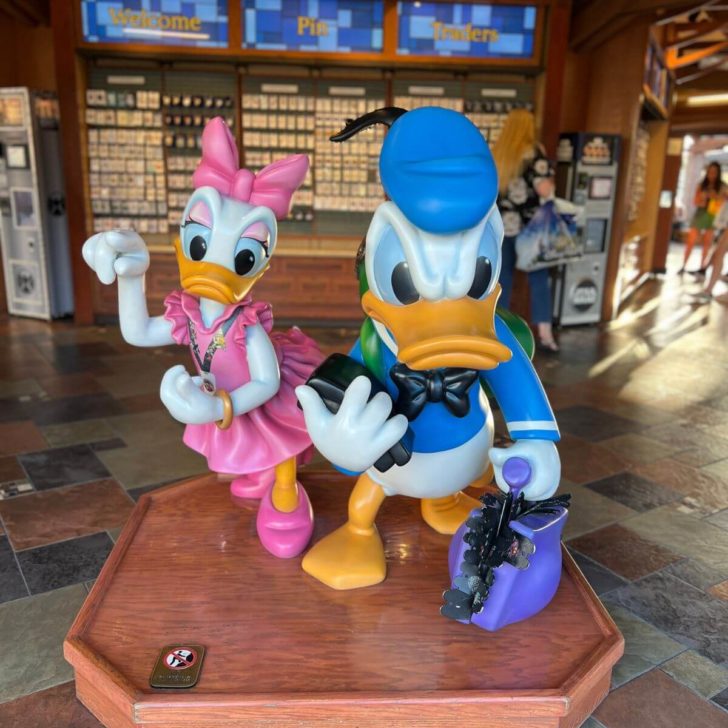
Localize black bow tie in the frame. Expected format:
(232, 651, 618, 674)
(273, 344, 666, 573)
(389, 363, 479, 420)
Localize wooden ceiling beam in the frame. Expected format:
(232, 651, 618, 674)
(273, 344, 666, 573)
(654, 0, 721, 24)
(571, 0, 713, 51)
(666, 19, 728, 50)
(0, 0, 48, 26)
(675, 57, 728, 82)
(570, 0, 627, 50)
(0, 0, 31, 24)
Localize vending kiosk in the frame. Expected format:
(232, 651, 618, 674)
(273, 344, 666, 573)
(0, 88, 73, 319)
(553, 132, 621, 325)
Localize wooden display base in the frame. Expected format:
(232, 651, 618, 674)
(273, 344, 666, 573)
(65, 471, 623, 728)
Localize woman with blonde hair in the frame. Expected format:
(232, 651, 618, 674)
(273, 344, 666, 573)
(493, 108, 558, 352)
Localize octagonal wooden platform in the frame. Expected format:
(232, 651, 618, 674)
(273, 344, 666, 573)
(64, 471, 623, 728)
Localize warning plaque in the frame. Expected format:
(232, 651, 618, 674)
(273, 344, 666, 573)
(149, 644, 205, 689)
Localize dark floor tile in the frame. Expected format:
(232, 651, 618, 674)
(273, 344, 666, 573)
(558, 434, 630, 485)
(90, 437, 126, 452)
(568, 524, 681, 580)
(569, 551, 629, 595)
(606, 603, 685, 688)
(584, 471, 680, 512)
(39, 342, 118, 375)
(0, 536, 28, 604)
(606, 571, 728, 665)
(0, 681, 102, 727)
(555, 405, 644, 442)
(127, 480, 175, 501)
(16, 532, 114, 593)
(0, 456, 26, 485)
(0, 479, 133, 550)
(37, 373, 105, 398)
(18, 444, 110, 491)
(595, 669, 728, 728)
(663, 559, 728, 592)
(117, 392, 162, 413)
(0, 398, 34, 423)
(0, 363, 57, 382)
(712, 687, 728, 711)
(634, 458, 728, 516)
(29, 392, 125, 426)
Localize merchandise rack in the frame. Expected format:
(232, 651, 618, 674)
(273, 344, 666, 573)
(82, 59, 536, 250)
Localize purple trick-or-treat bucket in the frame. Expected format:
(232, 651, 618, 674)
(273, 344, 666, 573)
(443, 457, 570, 632)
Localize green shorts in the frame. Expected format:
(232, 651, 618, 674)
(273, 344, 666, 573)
(691, 208, 715, 231)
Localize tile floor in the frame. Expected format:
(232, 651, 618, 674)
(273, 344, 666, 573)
(0, 264, 727, 727)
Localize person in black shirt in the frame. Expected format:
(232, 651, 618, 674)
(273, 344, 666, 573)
(492, 109, 558, 352)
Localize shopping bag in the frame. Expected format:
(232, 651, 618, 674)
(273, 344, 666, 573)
(515, 199, 583, 272)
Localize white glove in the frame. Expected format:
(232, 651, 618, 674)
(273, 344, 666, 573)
(489, 439, 560, 501)
(160, 365, 223, 425)
(296, 375, 409, 473)
(82, 229, 150, 284)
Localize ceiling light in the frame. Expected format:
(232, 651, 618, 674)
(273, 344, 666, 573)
(685, 93, 728, 106)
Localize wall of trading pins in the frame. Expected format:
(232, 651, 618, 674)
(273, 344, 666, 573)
(83, 64, 533, 247)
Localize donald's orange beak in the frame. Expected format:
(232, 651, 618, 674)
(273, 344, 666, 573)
(361, 285, 512, 370)
(174, 239, 268, 305)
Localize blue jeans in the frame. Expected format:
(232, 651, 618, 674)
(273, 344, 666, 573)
(498, 235, 553, 324)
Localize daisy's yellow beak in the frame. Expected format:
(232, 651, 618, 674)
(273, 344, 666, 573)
(361, 284, 512, 371)
(174, 239, 268, 305)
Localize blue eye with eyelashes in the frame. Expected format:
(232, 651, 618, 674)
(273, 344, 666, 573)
(181, 221, 210, 261)
(233, 237, 267, 277)
(371, 225, 419, 306)
(468, 213, 502, 300)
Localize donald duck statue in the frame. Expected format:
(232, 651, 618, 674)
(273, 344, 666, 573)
(296, 107, 562, 590)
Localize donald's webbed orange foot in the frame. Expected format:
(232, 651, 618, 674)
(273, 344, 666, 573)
(421, 491, 481, 535)
(302, 523, 386, 590)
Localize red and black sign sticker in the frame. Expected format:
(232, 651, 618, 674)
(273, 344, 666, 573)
(150, 644, 205, 689)
(164, 648, 197, 670)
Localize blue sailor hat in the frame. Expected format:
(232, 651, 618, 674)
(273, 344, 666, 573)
(379, 107, 498, 235)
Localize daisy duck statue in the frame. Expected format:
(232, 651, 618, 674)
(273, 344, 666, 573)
(296, 108, 569, 628)
(83, 117, 322, 559)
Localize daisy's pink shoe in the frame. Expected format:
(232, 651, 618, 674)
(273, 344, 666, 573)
(229, 467, 275, 499)
(256, 483, 314, 558)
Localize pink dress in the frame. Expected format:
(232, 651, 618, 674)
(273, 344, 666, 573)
(164, 290, 322, 475)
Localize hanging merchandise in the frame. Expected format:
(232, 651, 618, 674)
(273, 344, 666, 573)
(514, 198, 583, 272)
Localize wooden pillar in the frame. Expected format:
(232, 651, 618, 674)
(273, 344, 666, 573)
(651, 136, 683, 272)
(583, 21, 652, 321)
(540, 0, 572, 157)
(50, 3, 94, 325)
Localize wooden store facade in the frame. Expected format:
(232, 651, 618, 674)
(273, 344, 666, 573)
(5, 0, 698, 326)
(44, 0, 573, 325)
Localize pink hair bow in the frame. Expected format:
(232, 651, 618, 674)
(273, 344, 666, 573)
(192, 116, 309, 221)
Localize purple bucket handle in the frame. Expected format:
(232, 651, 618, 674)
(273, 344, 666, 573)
(502, 456, 531, 500)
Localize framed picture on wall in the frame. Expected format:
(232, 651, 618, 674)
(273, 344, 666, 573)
(10, 188, 37, 229)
